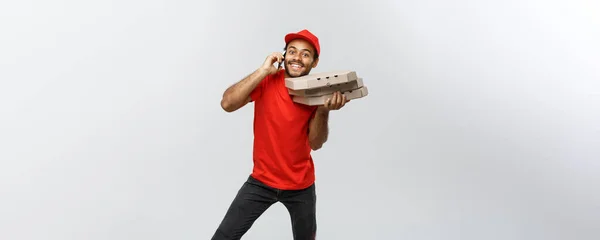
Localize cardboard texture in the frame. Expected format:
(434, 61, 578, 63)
(292, 86, 369, 106)
(288, 78, 364, 97)
(285, 70, 369, 106)
(285, 70, 358, 90)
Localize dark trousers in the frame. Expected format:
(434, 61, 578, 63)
(211, 175, 317, 240)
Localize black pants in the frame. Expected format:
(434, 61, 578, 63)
(211, 175, 317, 240)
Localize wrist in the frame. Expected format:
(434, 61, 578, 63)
(257, 67, 270, 75)
(316, 106, 330, 114)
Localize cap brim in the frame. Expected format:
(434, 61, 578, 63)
(285, 33, 316, 49)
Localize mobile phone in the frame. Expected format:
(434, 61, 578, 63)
(278, 50, 286, 69)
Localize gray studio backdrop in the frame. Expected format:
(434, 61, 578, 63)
(1, 0, 598, 239)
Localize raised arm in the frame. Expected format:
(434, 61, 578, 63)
(220, 52, 284, 112)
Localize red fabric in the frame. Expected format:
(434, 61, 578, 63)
(285, 29, 320, 56)
(249, 69, 318, 190)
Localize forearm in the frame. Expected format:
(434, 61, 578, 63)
(308, 108, 329, 150)
(221, 68, 269, 112)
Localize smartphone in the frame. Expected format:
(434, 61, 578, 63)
(278, 50, 286, 69)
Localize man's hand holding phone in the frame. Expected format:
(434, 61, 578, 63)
(260, 51, 285, 75)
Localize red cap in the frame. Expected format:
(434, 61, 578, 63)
(284, 29, 320, 56)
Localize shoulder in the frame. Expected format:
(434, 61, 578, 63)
(273, 69, 285, 81)
(263, 69, 285, 86)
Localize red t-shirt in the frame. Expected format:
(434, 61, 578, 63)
(249, 69, 319, 190)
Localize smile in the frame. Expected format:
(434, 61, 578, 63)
(289, 63, 303, 71)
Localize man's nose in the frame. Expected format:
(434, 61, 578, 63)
(289, 53, 301, 61)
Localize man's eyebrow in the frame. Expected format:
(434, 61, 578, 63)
(288, 46, 313, 54)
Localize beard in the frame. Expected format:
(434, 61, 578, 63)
(285, 61, 311, 78)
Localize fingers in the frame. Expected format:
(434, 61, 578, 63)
(262, 52, 285, 73)
(339, 94, 347, 108)
(273, 52, 284, 65)
(331, 92, 339, 109)
(273, 52, 285, 70)
(264, 52, 282, 64)
(335, 92, 345, 109)
(323, 92, 347, 110)
(277, 56, 284, 69)
(333, 92, 341, 109)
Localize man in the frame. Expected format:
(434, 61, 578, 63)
(213, 29, 348, 240)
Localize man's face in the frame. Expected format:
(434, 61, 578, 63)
(284, 39, 319, 78)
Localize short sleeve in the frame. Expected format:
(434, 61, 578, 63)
(250, 75, 269, 102)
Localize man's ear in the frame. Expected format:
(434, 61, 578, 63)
(311, 58, 319, 68)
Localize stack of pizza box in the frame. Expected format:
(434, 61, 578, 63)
(285, 70, 369, 106)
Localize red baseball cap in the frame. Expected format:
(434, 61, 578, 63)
(284, 29, 320, 56)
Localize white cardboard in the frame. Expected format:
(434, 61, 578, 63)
(285, 70, 358, 90)
(292, 86, 369, 106)
(288, 78, 364, 97)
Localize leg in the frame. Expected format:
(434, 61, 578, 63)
(212, 176, 278, 240)
(280, 184, 317, 240)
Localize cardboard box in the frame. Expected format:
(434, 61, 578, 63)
(288, 78, 364, 97)
(292, 86, 369, 106)
(285, 70, 358, 90)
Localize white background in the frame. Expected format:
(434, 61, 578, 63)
(1, 0, 599, 239)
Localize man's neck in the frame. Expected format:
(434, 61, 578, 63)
(283, 70, 311, 79)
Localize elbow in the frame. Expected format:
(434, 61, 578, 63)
(220, 98, 235, 112)
(309, 141, 323, 151)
